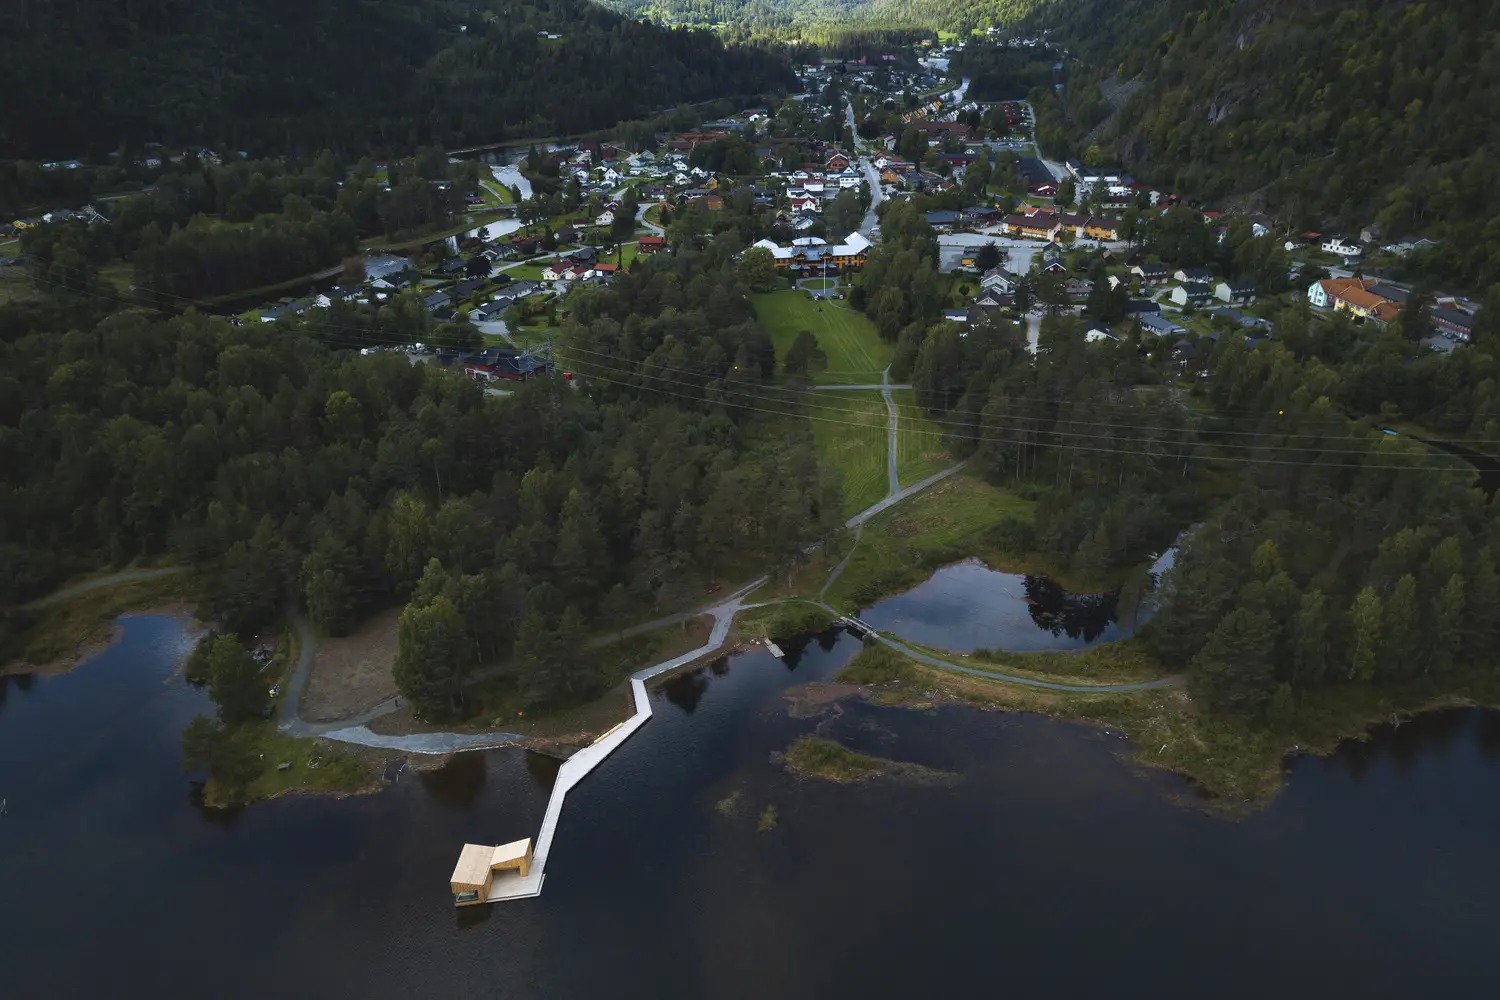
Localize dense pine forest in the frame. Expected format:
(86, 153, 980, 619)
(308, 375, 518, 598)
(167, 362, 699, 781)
(603, 0, 1043, 36)
(0, 243, 839, 715)
(853, 200, 1500, 719)
(1026, 0, 1500, 288)
(0, 0, 796, 159)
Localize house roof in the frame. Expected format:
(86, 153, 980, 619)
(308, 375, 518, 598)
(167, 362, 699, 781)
(452, 844, 495, 889)
(1432, 306, 1475, 331)
(1367, 282, 1411, 304)
(1178, 282, 1212, 296)
(1337, 286, 1392, 312)
(1140, 314, 1185, 333)
(1211, 308, 1268, 328)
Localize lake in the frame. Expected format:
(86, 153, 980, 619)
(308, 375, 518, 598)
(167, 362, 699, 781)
(859, 549, 1174, 653)
(3, 615, 1499, 998)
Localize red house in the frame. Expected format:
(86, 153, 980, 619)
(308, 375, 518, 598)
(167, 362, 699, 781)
(637, 235, 667, 254)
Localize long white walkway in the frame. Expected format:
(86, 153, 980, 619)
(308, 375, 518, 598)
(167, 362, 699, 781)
(483, 588, 755, 900)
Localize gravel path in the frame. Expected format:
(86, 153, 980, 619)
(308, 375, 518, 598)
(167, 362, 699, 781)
(25, 566, 188, 609)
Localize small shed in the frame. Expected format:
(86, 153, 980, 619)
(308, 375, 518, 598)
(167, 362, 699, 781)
(450, 838, 534, 906)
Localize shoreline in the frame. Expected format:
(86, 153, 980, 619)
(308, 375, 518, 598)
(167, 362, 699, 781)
(2, 601, 202, 678)
(813, 649, 1500, 811)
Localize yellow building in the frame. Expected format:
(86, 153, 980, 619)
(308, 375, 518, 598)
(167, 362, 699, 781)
(450, 839, 534, 906)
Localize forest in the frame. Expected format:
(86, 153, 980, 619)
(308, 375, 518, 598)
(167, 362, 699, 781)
(1025, 0, 1500, 290)
(17, 150, 479, 304)
(853, 199, 1500, 723)
(0, 0, 796, 160)
(0, 226, 840, 726)
(603, 0, 1044, 37)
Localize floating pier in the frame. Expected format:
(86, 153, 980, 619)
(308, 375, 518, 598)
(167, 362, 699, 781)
(764, 638, 784, 658)
(450, 838, 535, 906)
(450, 601, 743, 904)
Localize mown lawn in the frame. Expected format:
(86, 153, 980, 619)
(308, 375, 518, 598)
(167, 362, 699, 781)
(823, 470, 1036, 609)
(809, 391, 890, 516)
(502, 262, 552, 281)
(892, 389, 952, 486)
(753, 291, 893, 385)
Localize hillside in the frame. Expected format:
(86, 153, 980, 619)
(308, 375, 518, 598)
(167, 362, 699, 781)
(0, 0, 796, 159)
(602, 0, 1044, 35)
(1029, 0, 1500, 288)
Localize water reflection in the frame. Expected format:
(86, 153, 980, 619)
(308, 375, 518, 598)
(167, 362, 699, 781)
(859, 551, 1175, 654)
(523, 750, 563, 791)
(420, 752, 489, 809)
(0, 672, 34, 717)
(661, 667, 710, 714)
(1338, 710, 1478, 779)
(7, 614, 1500, 1000)
(454, 902, 493, 932)
(859, 559, 1128, 653)
(1022, 576, 1119, 643)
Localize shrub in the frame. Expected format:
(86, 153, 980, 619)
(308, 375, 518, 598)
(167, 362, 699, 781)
(987, 516, 1037, 553)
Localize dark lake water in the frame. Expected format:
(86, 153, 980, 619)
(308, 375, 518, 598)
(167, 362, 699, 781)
(858, 549, 1175, 653)
(4, 614, 1500, 998)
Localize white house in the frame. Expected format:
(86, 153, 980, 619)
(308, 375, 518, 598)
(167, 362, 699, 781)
(595, 210, 615, 226)
(1170, 282, 1213, 307)
(601, 167, 622, 185)
(980, 267, 1015, 295)
(1306, 280, 1332, 308)
(1215, 279, 1256, 304)
(1321, 236, 1363, 257)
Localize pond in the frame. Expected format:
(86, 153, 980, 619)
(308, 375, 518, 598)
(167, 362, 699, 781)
(858, 549, 1175, 653)
(3, 615, 1500, 998)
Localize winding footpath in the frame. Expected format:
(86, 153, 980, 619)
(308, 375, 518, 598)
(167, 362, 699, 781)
(880, 368, 900, 496)
(23, 566, 188, 609)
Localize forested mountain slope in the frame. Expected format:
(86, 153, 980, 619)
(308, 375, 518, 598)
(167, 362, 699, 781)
(0, 0, 795, 159)
(1031, 0, 1500, 287)
(603, 0, 1043, 35)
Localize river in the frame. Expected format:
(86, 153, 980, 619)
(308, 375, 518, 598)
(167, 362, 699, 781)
(4, 615, 1500, 997)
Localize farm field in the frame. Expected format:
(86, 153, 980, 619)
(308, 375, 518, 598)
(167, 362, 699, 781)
(892, 389, 953, 486)
(809, 390, 890, 517)
(753, 290, 893, 385)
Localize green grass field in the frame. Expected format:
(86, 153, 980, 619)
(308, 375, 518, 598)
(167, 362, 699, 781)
(823, 470, 1036, 610)
(809, 391, 890, 516)
(502, 262, 551, 281)
(753, 291, 893, 385)
(892, 389, 952, 486)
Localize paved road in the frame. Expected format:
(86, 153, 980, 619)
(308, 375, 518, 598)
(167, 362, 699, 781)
(584, 576, 770, 648)
(636, 201, 664, 236)
(881, 631, 1182, 692)
(846, 457, 972, 528)
(848, 102, 887, 237)
(817, 599, 1181, 693)
(881, 367, 900, 496)
(24, 566, 189, 609)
